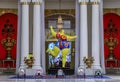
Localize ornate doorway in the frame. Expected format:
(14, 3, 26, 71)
(45, 9, 76, 75)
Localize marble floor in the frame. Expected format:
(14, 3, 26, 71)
(0, 75, 120, 82)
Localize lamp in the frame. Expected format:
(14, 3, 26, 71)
(56, 69, 65, 78)
(77, 67, 85, 78)
(94, 69, 102, 78)
(17, 67, 26, 78)
(34, 70, 43, 78)
(57, 0, 63, 30)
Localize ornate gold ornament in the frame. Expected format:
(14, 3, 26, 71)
(21, 2, 29, 5)
(33, 2, 40, 5)
(105, 37, 118, 60)
(1, 37, 16, 60)
(24, 57, 35, 68)
(80, 1, 87, 5)
(83, 57, 94, 68)
(104, 19, 118, 60)
(0, 9, 17, 16)
(2, 19, 15, 36)
(104, 8, 120, 16)
(45, 9, 75, 17)
(92, 1, 99, 5)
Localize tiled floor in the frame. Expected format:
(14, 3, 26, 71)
(0, 75, 120, 82)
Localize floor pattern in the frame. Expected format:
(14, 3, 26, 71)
(0, 75, 120, 82)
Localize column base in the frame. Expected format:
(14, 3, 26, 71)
(85, 68, 94, 75)
(77, 65, 94, 75)
(93, 65, 102, 74)
(93, 65, 101, 70)
(78, 65, 85, 75)
(32, 65, 42, 69)
(17, 65, 26, 76)
(25, 66, 43, 75)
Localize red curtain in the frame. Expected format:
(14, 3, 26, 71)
(104, 13, 120, 67)
(0, 13, 17, 67)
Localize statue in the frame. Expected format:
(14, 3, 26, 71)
(46, 26, 77, 68)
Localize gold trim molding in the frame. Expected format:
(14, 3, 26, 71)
(21, 2, 29, 5)
(104, 8, 120, 16)
(80, 2, 87, 5)
(0, 9, 17, 16)
(45, 9, 75, 17)
(33, 2, 40, 5)
(92, 2, 99, 5)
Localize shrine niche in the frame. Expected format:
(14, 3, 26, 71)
(104, 13, 120, 68)
(0, 13, 17, 68)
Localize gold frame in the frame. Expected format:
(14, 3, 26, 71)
(104, 8, 120, 16)
(45, 9, 75, 17)
(0, 8, 17, 16)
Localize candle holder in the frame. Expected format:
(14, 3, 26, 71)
(104, 37, 118, 60)
(104, 19, 118, 60)
(1, 37, 16, 60)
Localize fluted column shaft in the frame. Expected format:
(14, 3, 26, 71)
(20, 1, 29, 67)
(32, 0, 42, 71)
(79, 1, 88, 68)
(91, 1, 101, 69)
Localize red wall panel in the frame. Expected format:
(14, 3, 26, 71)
(104, 13, 120, 67)
(0, 13, 17, 67)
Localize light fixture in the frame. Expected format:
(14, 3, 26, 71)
(94, 69, 102, 78)
(77, 67, 85, 78)
(17, 67, 26, 78)
(57, 0, 63, 30)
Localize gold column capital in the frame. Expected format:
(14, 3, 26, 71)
(92, 1, 99, 5)
(79, 1, 87, 5)
(33, 2, 40, 5)
(21, 2, 29, 5)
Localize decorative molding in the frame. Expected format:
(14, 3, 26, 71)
(91, 2, 100, 5)
(45, 9, 75, 17)
(104, 8, 120, 16)
(80, 2, 87, 5)
(0, 8, 17, 16)
(33, 2, 40, 5)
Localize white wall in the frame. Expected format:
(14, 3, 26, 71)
(45, 1, 75, 9)
(0, 0, 75, 9)
(103, 0, 120, 8)
(1, 0, 120, 9)
(0, 0, 17, 9)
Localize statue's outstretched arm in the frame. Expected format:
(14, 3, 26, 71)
(50, 26, 57, 37)
(66, 35, 77, 40)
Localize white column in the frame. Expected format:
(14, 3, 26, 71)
(20, 0, 30, 67)
(91, 0, 101, 69)
(79, 0, 89, 68)
(32, 0, 43, 72)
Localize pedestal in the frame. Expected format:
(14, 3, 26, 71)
(85, 68, 94, 75)
(48, 68, 74, 75)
